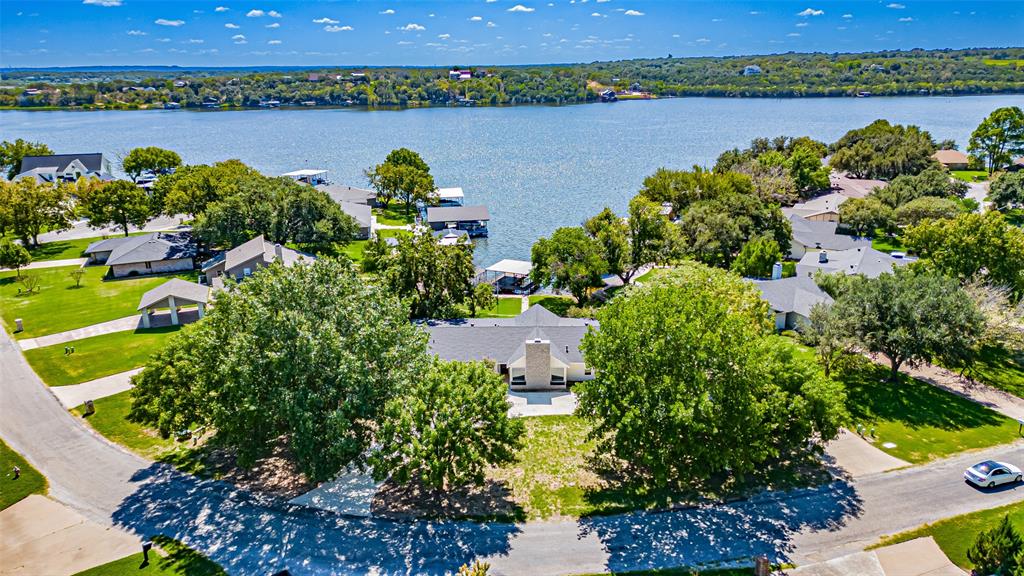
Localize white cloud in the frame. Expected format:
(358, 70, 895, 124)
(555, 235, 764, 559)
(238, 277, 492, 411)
(83, 0, 122, 6)
(887, 3, 905, 8)
(796, 22, 808, 27)
(842, 13, 853, 18)
(265, 22, 279, 28)
(155, 19, 185, 26)
(486, 20, 497, 27)
(487, 0, 498, 2)
(324, 25, 353, 32)
(797, 8, 824, 16)
(126, 29, 146, 35)
(186, 38, 204, 44)
(380, 9, 395, 15)
(438, 33, 450, 39)
(225, 23, 240, 28)
(596, 0, 610, 2)
(268, 39, 282, 44)
(233, 34, 247, 43)
(137, 48, 156, 53)
(591, 12, 602, 17)
(695, 37, 710, 43)
(898, 16, 914, 21)
(507, 4, 535, 12)
(397, 40, 414, 45)
(156, 37, 170, 42)
(749, 11, 761, 15)
(267, 10, 282, 17)
(400, 23, 425, 31)
(711, 18, 722, 22)
(623, 9, 644, 16)
(246, 9, 264, 17)
(215, 6, 229, 12)
(469, 15, 483, 21)
(313, 17, 338, 24)
(787, 32, 801, 36)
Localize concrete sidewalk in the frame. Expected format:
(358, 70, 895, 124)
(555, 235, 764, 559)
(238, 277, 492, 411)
(507, 391, 578, 417)
(0, 495, 140, 576)
(0, 258, 88, 272)
(824, 429, 910, 478)
(786, 536, 963, 576)
(52, 368, 142, 409)
(17, 309, 197, 351)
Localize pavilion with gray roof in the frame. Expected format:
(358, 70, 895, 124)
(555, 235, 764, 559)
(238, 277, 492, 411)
(137, 278, 210, 328)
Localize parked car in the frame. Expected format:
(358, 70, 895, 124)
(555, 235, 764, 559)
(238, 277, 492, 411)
(964, 460, 1022, 488)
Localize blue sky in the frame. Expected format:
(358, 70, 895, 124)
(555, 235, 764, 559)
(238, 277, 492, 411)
(2, 1, 1021, 67)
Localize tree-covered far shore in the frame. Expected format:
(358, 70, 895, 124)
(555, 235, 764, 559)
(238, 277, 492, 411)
(3, 47, 1022, 110)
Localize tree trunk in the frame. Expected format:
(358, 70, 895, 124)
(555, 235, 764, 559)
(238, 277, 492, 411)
(889, 358, 902, 382)
(121, 216, 129, 237)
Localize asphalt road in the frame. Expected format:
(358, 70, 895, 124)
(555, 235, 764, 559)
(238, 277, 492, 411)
(2, 327, 1023, 575)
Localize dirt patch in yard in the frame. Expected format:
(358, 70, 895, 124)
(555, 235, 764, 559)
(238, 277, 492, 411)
(371, 478, 524, 521)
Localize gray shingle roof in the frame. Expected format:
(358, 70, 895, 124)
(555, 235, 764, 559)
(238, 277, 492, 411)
(90, 232, 195, 266)
(426, 205, 491, 223)
(796, 247, 912, 279)
(137, 278, 210, 310)
(19, 153, 105, 174)
(338, 200, 372, 228)
(318, 184, 376, 205)
(788, 214, 871, 252)
(752, 276, 834, 318)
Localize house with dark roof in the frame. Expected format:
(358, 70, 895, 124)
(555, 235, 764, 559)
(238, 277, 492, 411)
(201, 235, 313, 284)
(424, 305, 596, 391)
(16, 153, 113, 183)
(426, 205, 490, 237)
(83, 232, 196, 278)
(752, 276, 834, 330)
(785, 213, 871, 259)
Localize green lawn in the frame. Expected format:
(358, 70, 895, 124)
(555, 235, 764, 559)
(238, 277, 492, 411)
(0, 266, 197, 339)
(528, 295, 575, 316)
(965, 346, 1024, 398)
(633, 267, 671, 284)
(0, 439, 47, 510)
(840, 357, 1020, 463)
(24, 326, 180, 386)
(72, 535, 225, 576)
(871, 232, 907, 254)
(21, 233, 149, 262)
(871, 501, 1024, 570)
(476, 297, 523, 318)
(374, 205, 416, 226)
(950, 170, 989, 183)
(72, 390, 193, 460)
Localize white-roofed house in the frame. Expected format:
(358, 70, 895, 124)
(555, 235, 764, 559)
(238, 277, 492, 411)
(785, 213, 871, 259)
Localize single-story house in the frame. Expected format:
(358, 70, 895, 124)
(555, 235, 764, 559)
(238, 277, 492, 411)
(796, 246, 911, 279)
(426, 205, 490, 237)
(16, 153, 113, 183)
(785, 214, 871, 259)
(137, 278, 210, 328)
(785, 192, 848, 222)
(319, 184, 377, 206)
(83, 232, 196, 278)
(338, 201, 372, 239)
(829, 172, 888, 199)
(425, 305, 596, 391)
(932, 149, 970, 171)
(201, 235, 313, 283)
(752, 276, 834, 331)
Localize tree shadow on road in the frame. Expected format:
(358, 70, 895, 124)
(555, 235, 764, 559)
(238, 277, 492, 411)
(111, 462, 521, 575)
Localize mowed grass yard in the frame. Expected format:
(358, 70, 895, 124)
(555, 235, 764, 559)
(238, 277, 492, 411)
(24, 326, 181, 386)
(0, 439, 47, 511)
(872, 501, 1024, 570)
(0, 265, 196, 339)
(529, 295, 575, 316)
(840, 357, 1020, 463)
(476, 297, 523, 318)
(71, 390, 193, 460)
(72, 535, 226, 576)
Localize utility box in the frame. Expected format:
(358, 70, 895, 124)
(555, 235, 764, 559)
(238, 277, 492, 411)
(14, 318, 23, 332)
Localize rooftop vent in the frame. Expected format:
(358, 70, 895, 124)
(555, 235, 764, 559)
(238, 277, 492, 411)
(819, 251, 829, 263)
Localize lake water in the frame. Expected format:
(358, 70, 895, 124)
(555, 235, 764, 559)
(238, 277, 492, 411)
(2, 95, 1018, 264)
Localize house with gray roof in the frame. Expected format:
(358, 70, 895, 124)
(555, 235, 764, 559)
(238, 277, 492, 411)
(796, 246, 911, 279)
(785, 213, 871, 259)
(16, 153, 113, 183)
(317, 183, 377, 206)
(426, 205, 490, 237)
(337, 201, 373, 239)
(201, 235, 313, 284)
(752, 276, 834, 330)
(83, 232, 196, 278)
(424, 305, 596, 391)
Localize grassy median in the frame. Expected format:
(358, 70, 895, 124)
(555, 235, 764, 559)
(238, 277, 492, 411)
(24, 326, 180, 386)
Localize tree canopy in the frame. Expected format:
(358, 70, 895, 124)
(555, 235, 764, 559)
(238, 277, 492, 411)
(730, 236, 783, 279)
(531, 226, 607, 303)
(378, 231, 476, 319)
(78, 180, 152, 236)
(838, 197, 894, 236)
(0, 139, 52, 180)
(988, 171, 1024, 211)
(0, 178, 74, 246)
(870, 167, 967, 209)
(367, 148, 435, 214)
(121, 146, 182, 182)
(129, 257, 428, 481)
(153, 159, 260, 218)
(829, 119, 937, 179)
(576, 263, 846, 485)
(0, 238, 32, 277)
(968, 106, 1024, 173)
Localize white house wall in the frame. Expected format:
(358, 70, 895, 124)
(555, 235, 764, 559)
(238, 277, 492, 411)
(111, 258, 194, 278)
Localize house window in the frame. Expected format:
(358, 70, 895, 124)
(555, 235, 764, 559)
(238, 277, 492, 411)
(584, 367, 592, 376)
(144, 262, 152, 270)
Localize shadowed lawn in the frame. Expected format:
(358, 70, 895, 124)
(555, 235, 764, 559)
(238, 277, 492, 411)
(0, 439, 47, 510)
(24, 326, 180, 386)
(476, 297, 523, 318)
(965, 346, 1024, 399)
(871, 501, 1024, 570)
(0, 266, 197, 339)
(72, 390, 194, 461)
(528, 295, 574, 316)
(840, 357, 1019, 463)
(72, 535, 226, 576)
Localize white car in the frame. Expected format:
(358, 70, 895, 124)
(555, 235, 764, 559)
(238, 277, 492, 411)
(964, 460, 1022, 488)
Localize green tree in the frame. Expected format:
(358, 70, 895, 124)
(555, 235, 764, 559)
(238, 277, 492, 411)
(370, 359, 524, 490)
(830, 268, 984, 381)
(678, 192, 791, 268)
(78, 180, 152, 236)
(584, 207, 630, 282)
(531, 227, 607, 303)
(829, 119, 937, 179)
(801, 303, 854, 378)
(730, 236, 783, 279)
(367, 148, 434, 214)
(279, 184, 358, 249)
(989, 171, 1024, 211)
(904, 211, 1024, 295)
(968, 106, 1024, 173)
(628, 195, 678, 269)
(130, 258, 427, 481)
(0, 238, 32, 277)
(157, 160, 260, 218)
(121, 146, 182, 183)
(380, 231, 476, 318)
(577, 263, 846, 485)
(839, 197, 894, 236)
(893, 196, 962, 226)
(966, 514, 1022, 576)
(872, 167, 968, 209)
(0, 139, 52, 180)
(0, 178, 74, 247)
(787, 144, 830, 193)
(472, 283, 497, 317)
